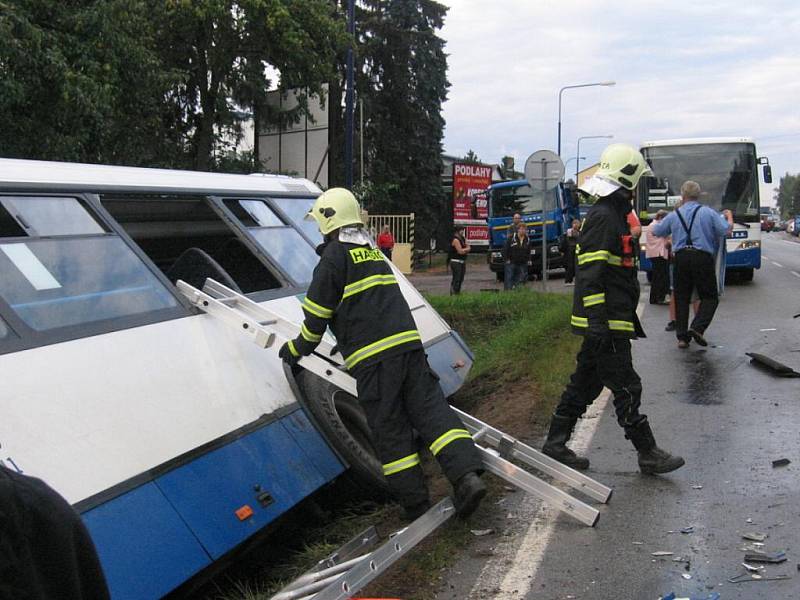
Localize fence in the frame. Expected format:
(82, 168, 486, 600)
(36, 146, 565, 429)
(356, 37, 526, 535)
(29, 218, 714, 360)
(366, 213, 415, 273)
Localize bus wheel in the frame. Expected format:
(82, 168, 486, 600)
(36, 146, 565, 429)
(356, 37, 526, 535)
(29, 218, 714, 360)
(292, 368, 390, 498)
(740, 268, 754, 282)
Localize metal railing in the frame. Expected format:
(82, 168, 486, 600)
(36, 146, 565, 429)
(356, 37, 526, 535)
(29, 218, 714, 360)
(366, 213, 415, 245)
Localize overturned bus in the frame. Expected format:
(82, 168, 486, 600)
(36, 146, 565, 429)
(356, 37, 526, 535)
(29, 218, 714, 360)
(0, 159, 474, 599)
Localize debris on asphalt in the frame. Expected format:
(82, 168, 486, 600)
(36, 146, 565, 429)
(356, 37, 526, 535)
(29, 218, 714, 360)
(659, 593, 720, 600)
(470, 528, 494, 537)
(652, 551, 674, 557)
(745, 352, 800, 377)
(772, 458, 791, 468)
(728, 571, 792, 583)
(632, 541, 643, 545)
(746, 518, 753, 524)
(681, 573, 692, 580)
(691, 484, 703, 490)
(744, 551, 787, 564)
(680, 526, 695, 534)
(742, 532, 767, 542)
(741, 562, 764, 573)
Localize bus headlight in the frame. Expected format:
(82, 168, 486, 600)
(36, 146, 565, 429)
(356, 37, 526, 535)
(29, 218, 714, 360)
(736, 240, 760, 250)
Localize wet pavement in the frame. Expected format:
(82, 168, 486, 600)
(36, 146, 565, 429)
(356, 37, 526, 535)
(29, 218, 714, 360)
(440, 233, 800, 599)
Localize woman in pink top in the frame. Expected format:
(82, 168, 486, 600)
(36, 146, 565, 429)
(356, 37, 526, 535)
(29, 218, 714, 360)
(645, 210, 670, 304)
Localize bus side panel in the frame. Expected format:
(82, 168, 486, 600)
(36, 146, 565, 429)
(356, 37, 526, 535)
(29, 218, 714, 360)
(82, 482, 212, 600)
(281, 408, 347, 482)
(155, 412, 341, 560)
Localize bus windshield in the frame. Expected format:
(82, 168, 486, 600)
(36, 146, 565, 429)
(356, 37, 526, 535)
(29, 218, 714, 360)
(490, 183, 544, 218)
(639, 143, 759, 221)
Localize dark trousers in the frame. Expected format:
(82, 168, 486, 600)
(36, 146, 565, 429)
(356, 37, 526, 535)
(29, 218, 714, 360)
(504, 262, 527, 290)
(673, 249, 718, 341)
(553, 337, 648, 435)
(649, 257, 670, 303)
(564, 244, 577, 283)
(450, 260, 466, 294)
(355, 350, 483, 508)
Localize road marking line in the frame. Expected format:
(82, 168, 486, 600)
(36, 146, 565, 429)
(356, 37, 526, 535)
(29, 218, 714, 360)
(772, 261, 783, 268)
(760, 328, 777, 332)
(792, 271, 800, 278)
(762, 255, 769, 259)
(471, 301, 645, 599)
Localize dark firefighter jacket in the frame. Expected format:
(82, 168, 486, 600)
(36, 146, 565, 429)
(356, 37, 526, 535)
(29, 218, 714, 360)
(571, 194, 645, 339)
(287, 229, 422, 372)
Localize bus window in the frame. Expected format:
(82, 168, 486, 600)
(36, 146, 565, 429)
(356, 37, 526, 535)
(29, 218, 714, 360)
(0, 196, 106, 236)
(224, 199, 319, 286)
(101, 195, 283, 294)
(270, 197, 323, 245)
(0, 197, 178, 332)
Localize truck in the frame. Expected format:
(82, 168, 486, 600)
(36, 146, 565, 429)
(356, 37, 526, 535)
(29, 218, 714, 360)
(485, 179, 580, 280)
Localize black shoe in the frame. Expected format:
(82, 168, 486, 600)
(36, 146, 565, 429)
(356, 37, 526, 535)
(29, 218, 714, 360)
(638, 446, 686, 474)
(542, 414, 590, 470)
(454, 472, 486, 519)
(689, 328, 708, 347)
(627, 421, 685, 475)
(665, 321, 676, 332)
(403, 500, 431, 522)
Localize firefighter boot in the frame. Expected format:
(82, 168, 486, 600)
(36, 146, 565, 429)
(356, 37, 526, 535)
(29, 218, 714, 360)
(628, 421, 685, 474)
(542, 414, 590, 470)
(453, 472, 486, 519)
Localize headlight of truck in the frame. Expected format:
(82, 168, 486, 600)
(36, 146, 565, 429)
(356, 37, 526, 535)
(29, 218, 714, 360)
(736, 240, 760, 250)
(491, 251, 502, 259)
(550, 246, 559, 254)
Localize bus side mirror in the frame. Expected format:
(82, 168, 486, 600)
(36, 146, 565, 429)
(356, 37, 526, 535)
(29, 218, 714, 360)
(763, 165, 772, 184)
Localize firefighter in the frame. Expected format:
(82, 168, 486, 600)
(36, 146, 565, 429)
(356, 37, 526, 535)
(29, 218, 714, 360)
(278, 188, 486, 520)
(542, 144, 685, 475)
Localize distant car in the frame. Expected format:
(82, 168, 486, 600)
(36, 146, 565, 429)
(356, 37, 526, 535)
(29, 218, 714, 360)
(761, 216, 774, 232)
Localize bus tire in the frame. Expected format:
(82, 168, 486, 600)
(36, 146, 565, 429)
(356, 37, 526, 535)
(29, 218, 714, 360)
(740, 268, 754, 282)
(293, 369, 390, 498)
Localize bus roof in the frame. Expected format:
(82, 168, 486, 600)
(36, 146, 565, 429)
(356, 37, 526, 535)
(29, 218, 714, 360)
(641, 137, 754, 148)
(0, 158, 322, 196)
(487, 179, 529, 190)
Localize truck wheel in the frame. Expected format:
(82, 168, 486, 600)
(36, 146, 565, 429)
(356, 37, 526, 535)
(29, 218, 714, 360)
(739, 268, 754, 282)
(292, 368, 389, 498)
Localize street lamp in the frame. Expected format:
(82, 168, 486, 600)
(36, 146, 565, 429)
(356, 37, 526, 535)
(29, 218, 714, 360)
(564, 156, 586, 174)
(557, 81, 616, 156)
(576, 135, 614, 182)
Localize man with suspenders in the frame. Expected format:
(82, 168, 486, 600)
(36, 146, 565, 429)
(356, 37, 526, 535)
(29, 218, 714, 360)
(651, 180, 733, 348)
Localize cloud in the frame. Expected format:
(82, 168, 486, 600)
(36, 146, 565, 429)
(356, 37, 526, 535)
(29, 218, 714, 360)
(440, 0, 800, 202)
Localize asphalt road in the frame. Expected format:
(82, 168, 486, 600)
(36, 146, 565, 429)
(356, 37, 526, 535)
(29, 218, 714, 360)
(441, 233, 800, 600)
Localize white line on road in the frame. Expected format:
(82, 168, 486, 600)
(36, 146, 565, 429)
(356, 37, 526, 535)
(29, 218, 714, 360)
(760, 328, 777, 332)
(772, 261, 784, 268)
(762, 255, 769, 260)
(792, 271, 800, 279)
(470, 300, 646, 599)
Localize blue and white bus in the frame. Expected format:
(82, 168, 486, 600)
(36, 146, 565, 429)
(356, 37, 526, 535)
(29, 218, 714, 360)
(637, 137, 771, 282)
(0, 158, 473, 599)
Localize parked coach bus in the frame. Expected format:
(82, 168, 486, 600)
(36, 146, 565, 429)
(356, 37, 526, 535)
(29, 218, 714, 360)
(0, 159, 473, 599)
(637, 137, 771, 282)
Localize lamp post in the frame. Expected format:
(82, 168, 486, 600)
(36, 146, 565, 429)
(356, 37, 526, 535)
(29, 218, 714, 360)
(576, 135, 614, 183)
(557, 81, 615, 156)
(564, 156, 586, 178)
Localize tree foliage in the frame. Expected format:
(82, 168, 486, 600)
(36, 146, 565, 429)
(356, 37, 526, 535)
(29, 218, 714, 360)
(775, 173, 799, 218)
(332, 0, 449, 245)
(0, 0, 347, 170)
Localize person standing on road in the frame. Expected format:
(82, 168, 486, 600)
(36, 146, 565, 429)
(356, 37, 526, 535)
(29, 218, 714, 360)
(645, 210, 671, 304)
(449, 225, 470, 295)
(503, 223, 531, 289)
(563, 218, 581, 285)
(651, 180, 733, 348)
(279, 189, 486, 521)
(377, 225, 395, 260)
(541, 144, 685, 475)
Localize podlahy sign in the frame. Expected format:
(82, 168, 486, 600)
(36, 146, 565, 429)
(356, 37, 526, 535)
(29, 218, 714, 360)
(453, 162, 492, 245)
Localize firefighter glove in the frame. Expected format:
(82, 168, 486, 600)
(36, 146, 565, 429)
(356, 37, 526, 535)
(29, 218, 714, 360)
(279, 340, 301, 367)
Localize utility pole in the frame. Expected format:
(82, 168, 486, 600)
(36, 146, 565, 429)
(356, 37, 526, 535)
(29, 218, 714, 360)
(344, 0, 355, 189)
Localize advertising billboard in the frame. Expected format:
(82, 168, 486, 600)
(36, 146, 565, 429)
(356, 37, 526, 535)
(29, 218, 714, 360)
(452, 162, 492, 246)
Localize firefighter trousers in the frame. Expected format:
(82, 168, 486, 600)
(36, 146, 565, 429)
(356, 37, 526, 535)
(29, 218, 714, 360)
(553, 337, 648, 435)
(355, 349, 483, 509)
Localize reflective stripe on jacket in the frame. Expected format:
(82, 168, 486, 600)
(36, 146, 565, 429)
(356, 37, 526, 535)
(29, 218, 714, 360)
(571, 197, 645, 339)
(288, 236, 422, 371)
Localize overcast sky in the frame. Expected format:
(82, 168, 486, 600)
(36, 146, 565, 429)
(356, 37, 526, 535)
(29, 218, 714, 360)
(440, 0, 800, 205)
